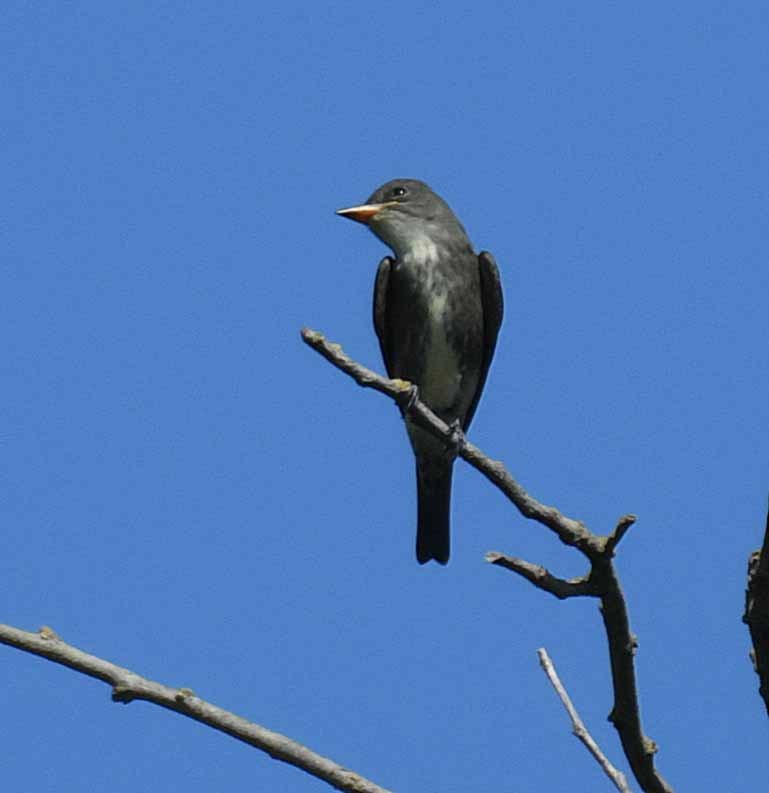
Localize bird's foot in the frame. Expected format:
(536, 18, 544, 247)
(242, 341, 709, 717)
(391, 380, 420, 415)
(444, 418, 466, 461)
(404, 383, 420, 414)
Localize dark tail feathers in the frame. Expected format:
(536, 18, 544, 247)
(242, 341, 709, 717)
(416, 462, 452, 565)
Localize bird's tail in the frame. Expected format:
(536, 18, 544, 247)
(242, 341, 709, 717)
(416, 461, 452, 565)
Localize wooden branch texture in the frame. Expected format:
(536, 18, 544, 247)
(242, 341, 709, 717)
(0, 327, 679, 793)
(538, 647, 633, 793)
(0, 624, 394, 793)
(302, 328, 674, 793)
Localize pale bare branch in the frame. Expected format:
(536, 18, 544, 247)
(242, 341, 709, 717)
(538, 648, 633, 793)
(0, 624, 394, 793)
(302, 327, 596, 554)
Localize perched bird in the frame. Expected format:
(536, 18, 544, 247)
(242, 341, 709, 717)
(337, 179, 503, 564)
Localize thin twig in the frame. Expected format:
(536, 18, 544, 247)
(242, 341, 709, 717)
(606, 515, 638, 557)
(485, 553, 595, 599)
(0, 624, 394, 793)
(538, 648, 633, 793)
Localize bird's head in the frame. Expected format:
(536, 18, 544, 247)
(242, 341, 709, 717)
(337, 179, 471, 260)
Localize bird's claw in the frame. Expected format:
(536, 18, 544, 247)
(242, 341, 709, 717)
(405, 383, 420, 413)
(444, 419, 465, 461)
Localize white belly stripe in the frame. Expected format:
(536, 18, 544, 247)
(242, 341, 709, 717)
(403, 240, 462, 409)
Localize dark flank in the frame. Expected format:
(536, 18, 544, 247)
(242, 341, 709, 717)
(337, 179, 503, 564)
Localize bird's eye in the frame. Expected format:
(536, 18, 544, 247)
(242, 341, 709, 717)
(391, 186, 407, 198)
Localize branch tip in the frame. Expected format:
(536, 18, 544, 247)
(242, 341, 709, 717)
(488, 554, 594, 599)
(300, 327, 321, 343)
(1, 624, 395, 793)
(604, 514, 637, 556)
(537, 647, 634, 793)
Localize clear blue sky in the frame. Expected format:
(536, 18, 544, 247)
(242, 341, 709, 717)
(4, 3, 769, 791)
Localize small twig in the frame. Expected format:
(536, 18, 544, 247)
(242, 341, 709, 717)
(0, 624, 394, 793)
(743, 493, 769, 718)
(538, 648, 633, 793)
(485, 553, 595, 599)
(605, 515, 638, 557)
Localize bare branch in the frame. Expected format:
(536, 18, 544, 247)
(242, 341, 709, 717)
(605, 515, 638, 557)
(301, 328, 598, 555)
(303, 328, 673, 793)
(538, 648, 633, 793)
(485, 553, 595, 599)
(0, 624, 394, 793)
(743, 493, 769, 718)
(593, 561, 670, 793)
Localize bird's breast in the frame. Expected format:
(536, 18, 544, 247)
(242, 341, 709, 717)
(390, 242, 482, 417)
(398, 250, 461, 410)
(420, 292, 462, 410)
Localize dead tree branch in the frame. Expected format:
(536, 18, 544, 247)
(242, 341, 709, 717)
(0, 624, 394, 793)
(302, 327, 673, 793)
(743, 494, 769, 718)
(538, 647, 633, 793)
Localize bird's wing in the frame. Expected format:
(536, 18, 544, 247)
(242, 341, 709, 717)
(372, 256, 396, 378)
(463, 250, 504, 430)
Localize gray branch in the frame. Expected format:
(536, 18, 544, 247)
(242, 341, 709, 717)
(302, 328, 605, 558)
(0, 624, 394, 793)
(485, 553, 595, 599)
(538, 647, 633, 793)
(303, 327, 673, 793)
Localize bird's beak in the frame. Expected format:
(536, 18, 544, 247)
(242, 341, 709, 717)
(336, 202, 394, 225)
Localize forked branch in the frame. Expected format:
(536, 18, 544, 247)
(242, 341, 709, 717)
(0, 328, 677, 793)
(302, 327, 673, 793)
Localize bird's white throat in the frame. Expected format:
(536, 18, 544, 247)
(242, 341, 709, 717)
(400, 235, 447, 301)
(403, 234, 440, 267)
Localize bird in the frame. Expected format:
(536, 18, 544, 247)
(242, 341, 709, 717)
(336, 179, 503, 564)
